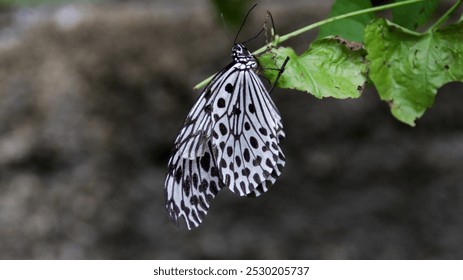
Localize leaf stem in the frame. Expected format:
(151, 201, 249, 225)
(194, 0, 425, 89)
(428, 0, 462, 31)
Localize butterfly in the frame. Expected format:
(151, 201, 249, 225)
(164, 10, 287, 230)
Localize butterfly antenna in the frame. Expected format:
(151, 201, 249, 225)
(269, 57, 289, 95)
(234, 3, 258, 44)
(265, 11, 276, 45)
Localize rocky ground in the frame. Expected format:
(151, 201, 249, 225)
(0, 0, 462, 259)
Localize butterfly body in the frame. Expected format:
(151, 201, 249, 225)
(165, 44, 285, 229)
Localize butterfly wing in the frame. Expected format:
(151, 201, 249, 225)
(212, 69, 285, 197)
(165, 142, 222, 229)
(246, 81, 285, 198)
(165, 64, 238, 229)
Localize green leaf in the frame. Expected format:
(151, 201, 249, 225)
(364, 18, 463, 126)
(317, 0, 374, 42)
(392, 0, 439, 30)
(259, 37, 367, 99)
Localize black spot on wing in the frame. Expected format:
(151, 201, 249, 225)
(227, 146, 233, 157)
(210, 180, 219, 195)
(219, 141, 226, 150)
(217, 98, 226, 108)
(184, 176, 192, 195)
(248, 103, 256, 114)
(235, 156, 242, 167)
(175, 167, 183, 183)
(200, 152, 211, 172)
(204, 104, 212, 114)
(253, 173, 261, 184)
(243, 148, 250, 162)
(225, 83, 234, 93)
(232, 107, 241, 115)
(219, 123, 228, 136)
(211, 166, 219, 177)
(192, 173, 198, 187)
(250, 136, 258, 149)
(199, 179, 208, 192)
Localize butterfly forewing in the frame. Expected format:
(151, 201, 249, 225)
(165, 44, 285, 229)
(212, 69, 284, 196)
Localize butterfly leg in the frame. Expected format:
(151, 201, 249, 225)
(268, 56, 290, 95)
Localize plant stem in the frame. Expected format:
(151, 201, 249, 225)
(194, 0, 425, 89)
(253, 0, 425, 56)
(428, 0, 462, 31)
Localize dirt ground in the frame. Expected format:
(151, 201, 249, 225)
(0, 0, 462, 259)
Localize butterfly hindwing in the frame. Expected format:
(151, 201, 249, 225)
(165, 142, 223, 229)
(165, 64, 237, 229)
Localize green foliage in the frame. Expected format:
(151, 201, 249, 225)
(392, 0, 439, 30)
(365, 18, 463, 125)
(260, 0, 463, 125)
(259, 38, 367, 99)
(196, 0, 463, 126)
(317, 0, 374, 42)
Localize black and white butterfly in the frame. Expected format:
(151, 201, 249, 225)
(165, 11, 287, 230)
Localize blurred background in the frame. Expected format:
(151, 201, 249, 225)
(0, 0, 462, 259)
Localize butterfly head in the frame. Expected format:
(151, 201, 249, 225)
(232, 44, 256, 68)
